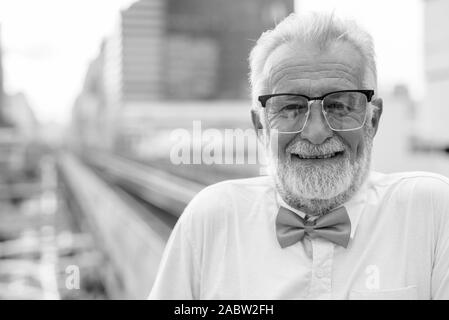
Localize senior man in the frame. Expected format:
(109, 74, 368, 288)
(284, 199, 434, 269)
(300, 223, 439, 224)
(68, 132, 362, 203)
(149, 12, 449, 299)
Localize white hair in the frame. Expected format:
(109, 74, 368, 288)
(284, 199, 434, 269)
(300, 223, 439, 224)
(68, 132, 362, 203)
(248, 12, 378, 112)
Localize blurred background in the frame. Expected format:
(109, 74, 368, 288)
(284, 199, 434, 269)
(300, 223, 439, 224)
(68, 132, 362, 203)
(0, 0, 447, 299)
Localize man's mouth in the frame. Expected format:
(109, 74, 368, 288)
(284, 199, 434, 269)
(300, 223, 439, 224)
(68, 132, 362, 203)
(291, 151, 344, 160)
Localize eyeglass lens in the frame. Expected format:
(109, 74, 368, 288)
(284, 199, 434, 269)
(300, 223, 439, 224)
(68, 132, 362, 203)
(266, 91, 368, 133)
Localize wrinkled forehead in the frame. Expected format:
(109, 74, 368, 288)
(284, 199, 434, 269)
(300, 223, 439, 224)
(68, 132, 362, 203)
(262, 40, 366, 95)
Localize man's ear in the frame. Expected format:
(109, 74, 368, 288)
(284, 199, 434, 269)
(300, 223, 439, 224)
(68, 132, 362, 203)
(370, 97, 383, 136)
(251, 109, 265, 142)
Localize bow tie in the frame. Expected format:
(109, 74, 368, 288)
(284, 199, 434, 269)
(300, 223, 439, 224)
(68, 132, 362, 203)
(276, 206, 351, 248)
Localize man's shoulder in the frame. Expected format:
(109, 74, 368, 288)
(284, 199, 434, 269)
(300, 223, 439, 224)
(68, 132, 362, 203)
(189, 175, 273, 206)
(181, 175, 274, 220)
(369, 170, 449, 206)
(370, 170, 449, 189)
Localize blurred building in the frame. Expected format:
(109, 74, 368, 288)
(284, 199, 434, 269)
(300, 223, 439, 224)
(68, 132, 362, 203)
(101, 0, 294, 104)
(165, 0, 293, 99)
(72, 0, 294, 150)
(371, 86, 417, 173)
(3, 93, 38, 140)
(422, 0, 449, 144)
(72, 44, 107, 149)
(0, 24, 37, 140)
(0, 24, 7, 125)
(104, 0, 166, 106)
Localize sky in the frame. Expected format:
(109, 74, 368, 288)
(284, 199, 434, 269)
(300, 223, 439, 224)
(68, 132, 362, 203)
(0, 0, 424, 125)
(0, 0, 135, 124)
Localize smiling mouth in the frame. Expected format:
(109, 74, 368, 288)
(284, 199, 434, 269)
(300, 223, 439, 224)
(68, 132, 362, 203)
(291, 151, 344, 160)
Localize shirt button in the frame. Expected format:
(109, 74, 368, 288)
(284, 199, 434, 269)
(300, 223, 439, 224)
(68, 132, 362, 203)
(315, 269, 325, 278)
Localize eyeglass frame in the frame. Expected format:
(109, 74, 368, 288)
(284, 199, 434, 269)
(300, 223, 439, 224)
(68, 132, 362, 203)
(257, 89, 375, 133)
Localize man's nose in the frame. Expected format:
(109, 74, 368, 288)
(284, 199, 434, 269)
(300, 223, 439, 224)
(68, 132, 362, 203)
(300, 102, 333, 145)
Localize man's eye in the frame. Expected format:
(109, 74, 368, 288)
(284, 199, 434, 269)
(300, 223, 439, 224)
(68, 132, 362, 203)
(327, 102, 344, 108)
(280, 104, 307, 112)
(326, 102, 348, 111)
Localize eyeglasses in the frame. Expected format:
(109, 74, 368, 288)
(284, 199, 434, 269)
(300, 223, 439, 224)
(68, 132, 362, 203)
(258, 90, 374, 134)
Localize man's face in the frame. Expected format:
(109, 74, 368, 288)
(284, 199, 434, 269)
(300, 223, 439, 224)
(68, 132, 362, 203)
(257, 40, 381, 211)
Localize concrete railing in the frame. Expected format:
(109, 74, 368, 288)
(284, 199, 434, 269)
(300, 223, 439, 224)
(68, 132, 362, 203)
(84, 150, 204, 216)
(58, 152, 178, 299)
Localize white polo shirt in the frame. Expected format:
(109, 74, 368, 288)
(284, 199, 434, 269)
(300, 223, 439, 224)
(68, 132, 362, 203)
(148, 171, 449, 300)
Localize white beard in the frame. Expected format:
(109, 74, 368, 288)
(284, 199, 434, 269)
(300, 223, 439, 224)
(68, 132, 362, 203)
(267, 127, 373, 216)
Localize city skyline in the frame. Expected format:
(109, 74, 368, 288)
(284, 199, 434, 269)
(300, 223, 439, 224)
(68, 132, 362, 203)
(0, 0, 424, 124)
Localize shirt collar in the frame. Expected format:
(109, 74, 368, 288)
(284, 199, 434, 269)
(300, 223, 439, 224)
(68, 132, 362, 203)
(275, 172, 372, 239)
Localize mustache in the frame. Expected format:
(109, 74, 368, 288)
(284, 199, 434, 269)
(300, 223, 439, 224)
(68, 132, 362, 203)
(285, 136, 346, 156)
